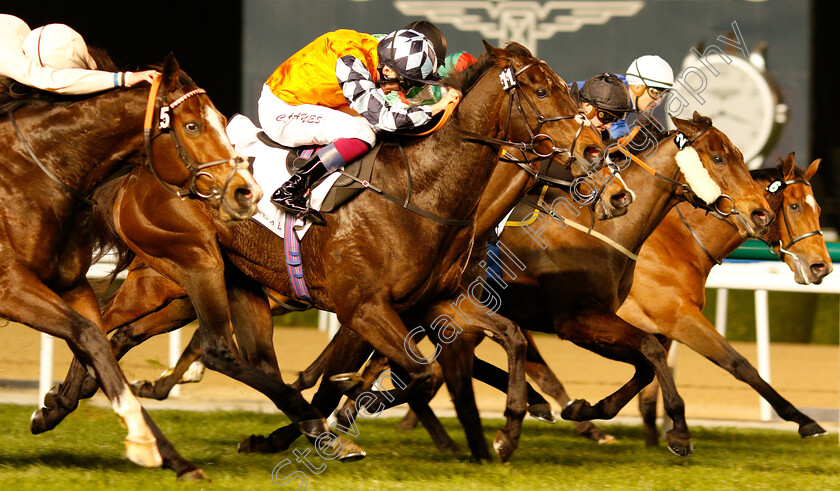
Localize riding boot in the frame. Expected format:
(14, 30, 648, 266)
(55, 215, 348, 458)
(271, 154, 328, 224)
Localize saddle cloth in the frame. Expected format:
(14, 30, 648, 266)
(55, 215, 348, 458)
(225, 114, 343, 240)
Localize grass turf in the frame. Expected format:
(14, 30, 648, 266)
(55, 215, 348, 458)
(0, 403, 838, 490)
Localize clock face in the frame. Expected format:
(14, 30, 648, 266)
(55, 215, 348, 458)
(666, 56, 776, 168)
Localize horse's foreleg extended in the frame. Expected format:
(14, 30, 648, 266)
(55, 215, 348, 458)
(556, 310, 691, 457)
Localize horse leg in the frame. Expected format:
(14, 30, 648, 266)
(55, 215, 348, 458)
(666, 310, 826, 438)
(131, 328, 204, 400)
(638, 337, 671, 447)
(1, 269, 199, 476)
(32, 266, 191, 432)
(471, 357, 554, 422)
(520, 330, 615, 444)
(32, 296, 198, 432)
(556, 310, 692, 457)
(335, 352, 391, 428)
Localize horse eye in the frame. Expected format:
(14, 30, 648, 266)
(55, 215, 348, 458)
(535, 89, 548, 99)
(712, 154, 726, 165)
(790, 203, 801, 212)
(185, 121, 201, 133)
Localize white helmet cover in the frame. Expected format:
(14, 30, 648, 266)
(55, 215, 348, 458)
(23, 23, 97, 70)
(625, 55, 674, 89)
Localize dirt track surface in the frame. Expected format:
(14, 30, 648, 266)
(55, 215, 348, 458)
(1, 323, 837, 428)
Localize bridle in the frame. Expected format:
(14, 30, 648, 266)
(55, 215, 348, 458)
(143, 74, 248, 200)
(760, 178, 823, 258)
(454, 61, 591, 179)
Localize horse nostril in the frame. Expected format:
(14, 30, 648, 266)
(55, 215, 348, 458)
(235, 187, 253, 205)
(611, 192, 628, 207)
(811, 263, 826, 274)
(751, 209, 772, 226)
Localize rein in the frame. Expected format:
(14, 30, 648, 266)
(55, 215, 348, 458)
(143, 74, 247, 200)
(7, 110, 97, 206)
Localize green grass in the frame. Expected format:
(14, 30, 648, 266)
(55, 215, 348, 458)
(1, 404, 838, 490)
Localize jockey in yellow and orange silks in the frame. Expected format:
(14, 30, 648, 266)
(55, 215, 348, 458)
(258, 28, 461, 221)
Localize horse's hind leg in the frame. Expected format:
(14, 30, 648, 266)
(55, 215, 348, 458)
(556, 310, 691, 457)
(520, 330, 615, 444)
(665, 309, 826, 438)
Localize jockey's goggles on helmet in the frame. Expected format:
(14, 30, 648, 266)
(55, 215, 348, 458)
(596, 108, 624, 124)
(646, 86, 664, 100)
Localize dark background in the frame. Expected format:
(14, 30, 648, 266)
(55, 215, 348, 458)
(4, 0, 839, 231)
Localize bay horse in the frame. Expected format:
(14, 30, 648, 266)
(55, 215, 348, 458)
(216, 112, 775, 459)
(0, 53, 260, 478)
(617, 153, 830, 445)
(33, 42, 611, 462)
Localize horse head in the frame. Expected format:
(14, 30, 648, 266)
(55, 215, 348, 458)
(671, 111, 772, 237)
(756, 153, 832, 284)
(146, 53, 262, 220)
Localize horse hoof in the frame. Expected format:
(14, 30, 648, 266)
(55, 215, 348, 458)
(42, 384, 60, 408)
(800, 421, 828, 438)
(334, 436, 366, 462)
(178, 468, 209, 481)
(665, 431, 693, 457)
(527, 403, 556, 424)
(30, 407, 49, 434)
(238, 434, 274, 454)
(329, 373, 364, 394)
(493, 430, 515, 463)
(124, 438, 163, 468)
(560, 399, 592, 421)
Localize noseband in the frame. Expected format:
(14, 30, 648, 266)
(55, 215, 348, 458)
(760, 178, 823, 257)
(144, 74, 248, 200)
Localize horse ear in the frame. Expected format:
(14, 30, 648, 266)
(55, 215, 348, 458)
(780, 152, 796, 180)
(803, 158, 821, 181)
(482, 39, 502, 56)
(670, 115, 690, 133)
(161, 52, 180, 91)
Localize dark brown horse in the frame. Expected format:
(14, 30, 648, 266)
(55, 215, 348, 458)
(281, 113, 774, 458)
(34, 42, 609, 462)
(0, 54, 260, 477)
(617, 153, 830, 444)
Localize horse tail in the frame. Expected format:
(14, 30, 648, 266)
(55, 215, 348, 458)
(90, 174, 136, 284)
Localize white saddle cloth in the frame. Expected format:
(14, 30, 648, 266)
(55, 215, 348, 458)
(225, 114, 342, 239)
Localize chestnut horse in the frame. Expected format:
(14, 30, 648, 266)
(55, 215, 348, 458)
(34, 42, 609, 462)
(617, 153, 830, 445)
(0, 54, 260, 478)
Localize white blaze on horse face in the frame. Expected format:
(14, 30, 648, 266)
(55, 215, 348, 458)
(674, 146, 721, 204)
(805, 194, 817, 212)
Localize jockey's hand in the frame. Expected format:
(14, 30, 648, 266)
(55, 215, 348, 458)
(124, 70, 160, 87)
(429, 88, 461, 115)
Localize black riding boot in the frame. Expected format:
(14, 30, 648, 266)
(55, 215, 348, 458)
(271, 155, 329, 223)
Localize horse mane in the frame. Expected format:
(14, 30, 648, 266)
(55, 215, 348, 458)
(442, 42, 534, 95)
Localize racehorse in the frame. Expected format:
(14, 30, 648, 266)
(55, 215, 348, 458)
(278, 113, 774, 458)
(0, 53, 260, 478)
(33, 42, 611, 462)
(616, 153, 830, 445)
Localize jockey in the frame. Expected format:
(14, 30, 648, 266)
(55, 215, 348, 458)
(0, 14, 156, 94)
(260, 28, 461, 220)
(571, 73, 633, 140)
(609, 55, 674, 140)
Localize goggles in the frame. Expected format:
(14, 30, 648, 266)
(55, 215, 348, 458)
(646, 86, 664, 99)
(596, 108, 624, 124)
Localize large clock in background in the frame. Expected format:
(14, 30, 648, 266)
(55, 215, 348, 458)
(668, 43, 787, 169)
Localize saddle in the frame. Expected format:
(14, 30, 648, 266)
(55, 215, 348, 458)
(256, 131, 380, 213)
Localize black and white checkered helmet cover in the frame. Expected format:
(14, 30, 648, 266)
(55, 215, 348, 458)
(377, 29, 440, 85)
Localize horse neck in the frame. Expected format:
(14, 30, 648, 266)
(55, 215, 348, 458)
(594, 141, 684, 253)
(405, 83, 514, 224)
(36, 89, 147, 200)
(661, 203, 744, 274)
(473, 161, 535, 241)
